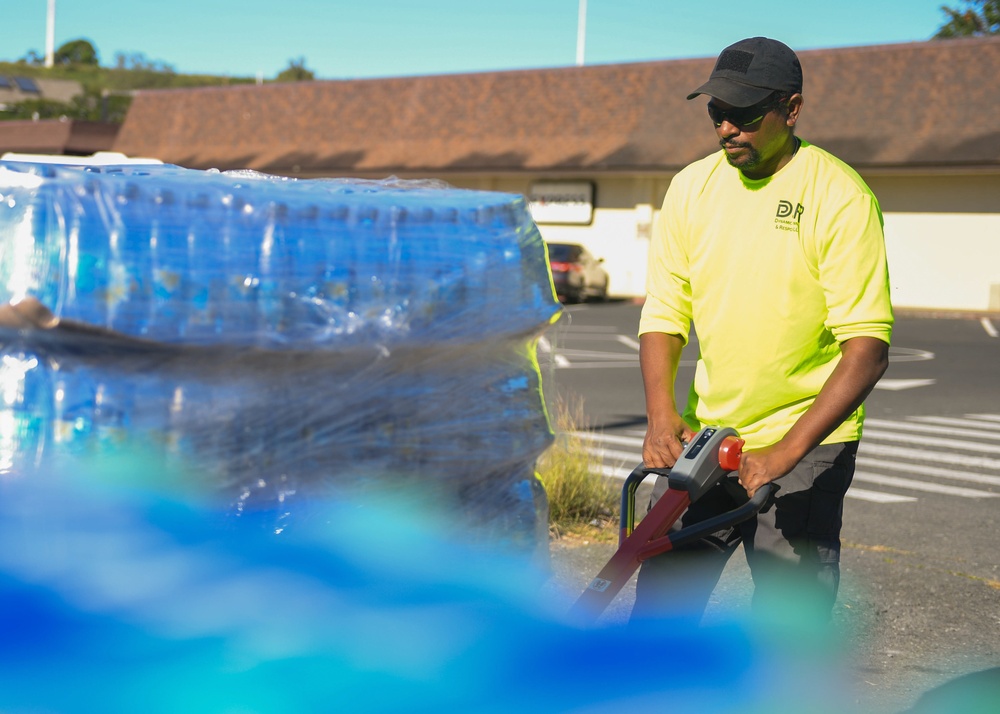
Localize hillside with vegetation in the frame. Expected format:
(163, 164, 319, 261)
(0, 38, 314, 123)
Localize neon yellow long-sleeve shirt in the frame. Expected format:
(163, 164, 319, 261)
(639, 141, 893, 449)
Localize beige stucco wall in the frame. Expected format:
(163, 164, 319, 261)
(882, 212, 1000, 312)
(867, 173, 1000, 313)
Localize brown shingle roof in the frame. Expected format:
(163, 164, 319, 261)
(113, 37, 1000, 175)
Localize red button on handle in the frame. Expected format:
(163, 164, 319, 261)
(718, 436, 744, 472)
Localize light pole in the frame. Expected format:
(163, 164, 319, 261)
(576, 0, 587, 66)
(45, 0, 56, 68)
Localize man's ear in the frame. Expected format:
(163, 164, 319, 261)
(786, 94, 803, 128)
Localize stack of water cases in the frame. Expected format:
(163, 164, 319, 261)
(0, 161, 561, 551)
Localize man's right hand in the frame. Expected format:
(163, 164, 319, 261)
(642, 414, 696, 469)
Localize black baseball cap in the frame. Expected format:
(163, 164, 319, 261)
(687, 37, 803, 107)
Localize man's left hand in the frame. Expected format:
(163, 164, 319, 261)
(736, 444, 799, 497)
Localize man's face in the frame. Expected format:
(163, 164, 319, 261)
(708, 94, 801, 179)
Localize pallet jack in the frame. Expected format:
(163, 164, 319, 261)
(569, 426, 774, 624)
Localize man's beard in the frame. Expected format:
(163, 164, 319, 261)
(722, 141, 761, 171)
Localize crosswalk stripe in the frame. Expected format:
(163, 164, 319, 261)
(555, 361, 645, 369)
(864, 418, 1000, 441)
(580, 421, 1000, 451)
(846, 488, 917, 503)
(579, 429, 1000, 470)
(583, 445, 642, 465)
(859, 442, 1000, 471)
(906, 415, 1000, 431)
(863, 428, 1000, 454)
(856, 456, 1000, 487)
(597, 474, 920, 511)
(591, 452, 992, 498)
(600, 464, 645, 481)
(600, 468, 918, 504)
(569, 415, 1000, 504)
(573, 432, 643, 448)
(853, 471, 998, 498)
(556, 348, 639, 360)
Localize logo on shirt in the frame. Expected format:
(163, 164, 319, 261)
(775, 200, 804, 232)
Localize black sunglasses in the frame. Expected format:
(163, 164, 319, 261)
(707, 95, 786, 128)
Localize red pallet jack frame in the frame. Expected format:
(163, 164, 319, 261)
(568, 426, 774, 624)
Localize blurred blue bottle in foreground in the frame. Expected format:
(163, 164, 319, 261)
(0, 457, 861, 714)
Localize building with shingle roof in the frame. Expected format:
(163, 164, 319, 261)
(0, 76, 120, 157)
(0, 119, 119, 156)
(112, 36, 1000, 311)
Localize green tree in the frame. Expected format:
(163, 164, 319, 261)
(113, 51, 175, 74)
(934, 0, 1000, 37)
(18, 49, 44, 65)
(70, 89, 133, 123)
(54, 38, 100, 66)
(275, 57, 315, 82)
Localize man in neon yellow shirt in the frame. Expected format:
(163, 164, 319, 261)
(633, 37, 893, 619)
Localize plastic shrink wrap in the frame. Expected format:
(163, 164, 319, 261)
(0, 162, 864, 714)
(0, 160, 561, 552)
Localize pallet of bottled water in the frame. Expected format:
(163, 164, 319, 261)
(0, 160, 561, 551)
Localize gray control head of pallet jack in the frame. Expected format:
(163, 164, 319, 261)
(660, 426, 745, 503)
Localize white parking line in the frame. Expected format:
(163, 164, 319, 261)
(863, 418, 1000, 441)
(847, 488, 917, 503)
(582, 445, 643, 465)
(600, 471, 922, 508)
(907, 415, 1000, 431)
(859, 442, 1000, 470)
(573, 432, 642, 448)
(875, 378, 936, 391)
(557, 348, 638, 360)
(615, 335, 641, 351)
(574, 417, 1000, 504)
(594, 457, 996, 497)
(863, 428, 1000, 454)
(555, 324, 619, 332)
(853, 471, 998, 498)
(888, 346, 936, 362)
(555, 360, 644, 369)
(600, 465, 918, 504)
(857, 456, 1000, 487)
(600, 464, 643, 480)
(981, 317, 999, 338)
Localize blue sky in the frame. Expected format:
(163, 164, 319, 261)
(2, 0, 955, 80)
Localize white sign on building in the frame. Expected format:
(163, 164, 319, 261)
(528, 181, 594, 225)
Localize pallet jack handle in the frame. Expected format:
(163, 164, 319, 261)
(619, 430, 746, 546)
(568, 426, 773, 625)
(630, 475, 774, 560)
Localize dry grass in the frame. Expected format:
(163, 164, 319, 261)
(536, 396, 619, 541)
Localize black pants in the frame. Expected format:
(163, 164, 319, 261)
(631, 441, 858, 621)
